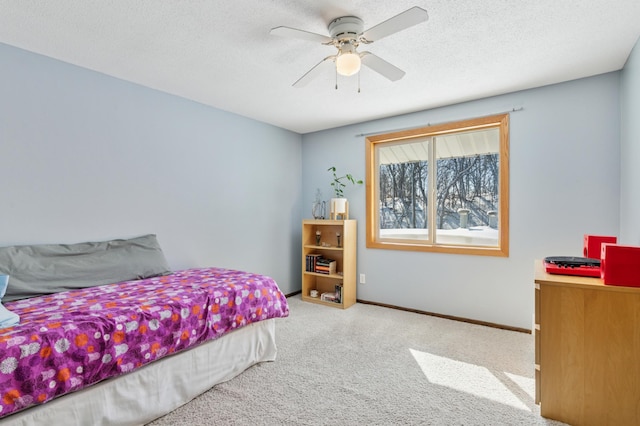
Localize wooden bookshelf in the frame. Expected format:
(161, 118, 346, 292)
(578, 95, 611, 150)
(302, 219, 356, 309)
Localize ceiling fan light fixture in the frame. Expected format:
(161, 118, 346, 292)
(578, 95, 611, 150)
(271, 7, 429, 87)
(336, 52, 361, 76)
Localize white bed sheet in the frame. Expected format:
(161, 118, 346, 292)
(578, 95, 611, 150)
(0, 319, 277, 426)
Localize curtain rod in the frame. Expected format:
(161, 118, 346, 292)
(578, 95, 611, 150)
(354, 107, 524, 138)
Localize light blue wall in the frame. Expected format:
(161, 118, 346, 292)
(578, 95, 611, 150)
(302, 73, 621, 329)
(0, 43, 303, 294)
(1, 38, 633, 329)
(620, 36, 640, 245)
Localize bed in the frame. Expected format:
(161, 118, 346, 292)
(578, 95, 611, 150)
(0, 235, 289, 425)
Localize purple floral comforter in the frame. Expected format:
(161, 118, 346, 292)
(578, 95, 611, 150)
(0, 267, 289, 418)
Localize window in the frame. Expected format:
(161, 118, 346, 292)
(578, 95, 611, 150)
(365, 114, 509, 256)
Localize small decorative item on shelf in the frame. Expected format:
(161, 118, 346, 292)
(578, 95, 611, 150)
(321, 292, 337, 303)
(312, 201, 326, 219)
(312, 189, 326, 219)
(315, 230, 321, 246)
(336, 232, 341, 248)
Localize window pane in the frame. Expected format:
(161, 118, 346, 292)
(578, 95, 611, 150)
(377, 141, 430, 242)
(434, 130, 499, 247)
(434, 157, 498, 246)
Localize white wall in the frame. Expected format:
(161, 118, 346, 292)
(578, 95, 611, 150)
(302, 73, 621, 330)
(0, 43, 303, 294)
(620, 36, 640, 245)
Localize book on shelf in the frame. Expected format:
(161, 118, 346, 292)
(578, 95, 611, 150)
(305, 253, 322, 272)
(319, 285, 343, 304)
(320, 292, 336, 303)
(314, 257, 336, 275)
(305, 254, 337, 275)
(334, 283, 343, 304)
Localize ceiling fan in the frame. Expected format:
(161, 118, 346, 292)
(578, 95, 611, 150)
(270, 6, 429, 88)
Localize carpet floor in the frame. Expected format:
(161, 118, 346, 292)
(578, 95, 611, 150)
(148, 295, 566, 425)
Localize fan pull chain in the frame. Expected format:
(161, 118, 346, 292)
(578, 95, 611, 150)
(358, 71, 361, 93)
(335, 66, 338, 90)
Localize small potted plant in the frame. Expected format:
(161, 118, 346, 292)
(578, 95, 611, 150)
(328, 166, 363, 218)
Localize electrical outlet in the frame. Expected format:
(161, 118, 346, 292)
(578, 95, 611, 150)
(359, 274, 366, 284)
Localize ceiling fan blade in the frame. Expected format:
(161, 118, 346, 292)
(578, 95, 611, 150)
(360, 52, 406, 81)
(293, 56, 336, 87)
(361, 7, 428, 42)
(270, 26, 333, 44)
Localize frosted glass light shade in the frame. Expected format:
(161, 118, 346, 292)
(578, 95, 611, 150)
(336, 52, 361, 76)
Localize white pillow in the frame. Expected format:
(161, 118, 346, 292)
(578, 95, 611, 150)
(0, 275, 20, 328)
(0, 274, 8, 298)
(0, 302, 19, 328)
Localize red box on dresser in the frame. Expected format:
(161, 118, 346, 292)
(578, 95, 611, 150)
(583, 234, 617, 259)
(601, 243, 640, 287)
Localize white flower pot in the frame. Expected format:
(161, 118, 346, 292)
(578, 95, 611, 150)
(331, 198, 348, 214)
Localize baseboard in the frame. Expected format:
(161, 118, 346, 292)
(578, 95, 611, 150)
(356, 298, 531, 334)
(285, 291, 530, 334)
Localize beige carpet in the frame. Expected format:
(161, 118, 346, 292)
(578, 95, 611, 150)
(148, 295, 566, 426)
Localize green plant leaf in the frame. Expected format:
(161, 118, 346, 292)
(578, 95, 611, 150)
(327, 166, 363, 198)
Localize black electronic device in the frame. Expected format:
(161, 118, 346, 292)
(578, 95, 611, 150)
(543, 256, 601, 278)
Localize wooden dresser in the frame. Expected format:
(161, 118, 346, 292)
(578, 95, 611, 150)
(534, 260, 640, 425)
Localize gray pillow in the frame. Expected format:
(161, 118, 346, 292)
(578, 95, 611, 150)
(0, 234, 171, 302)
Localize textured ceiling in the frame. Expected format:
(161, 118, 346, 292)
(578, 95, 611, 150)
(1, 1, 639, 134)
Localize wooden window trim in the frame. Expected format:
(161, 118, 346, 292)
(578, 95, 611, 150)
(365, 113, 509, 257)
